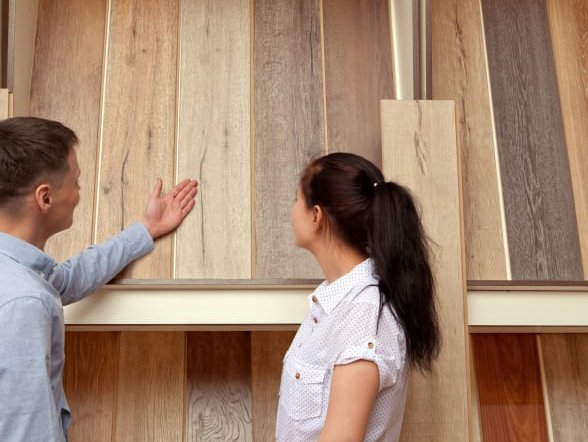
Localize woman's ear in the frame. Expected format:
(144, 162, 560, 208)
(312, 205, 324, 230)
(34, 184, 53, 214)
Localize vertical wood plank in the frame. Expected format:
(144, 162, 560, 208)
(253, 0, 324, 279)
(29, 0, 106, 262)
(322, 0, 394, 166)
(469, 335, 482, 442)
(431, 0, 508, 281)
(185, 332, 252, 442)
(481, 0, 583, 280)
(114, 332, 185, 442)
(540, 334, 588, 442)
(0, 88, 8, 119)
(251, 331, 295, 442)
(472, 334, 549, 442)
(97, 0, 179, 278)
(64, 332, 119, 442)
(381, 101, 468, 441)
(175, 0, 251, 279)
(547, 0, 588, 278)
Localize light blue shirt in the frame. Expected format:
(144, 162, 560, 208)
(0, 223, 154, 441)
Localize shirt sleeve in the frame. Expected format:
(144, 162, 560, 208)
(49, 222, 154, 305)
(0, 297, 65, 441)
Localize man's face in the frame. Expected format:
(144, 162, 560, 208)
(47, 148, 81, 234)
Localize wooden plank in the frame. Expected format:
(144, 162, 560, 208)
(114, 332, 185, 441)
(28, 0, 106, 262)
(547, 0, 588, 278)
(540, 334, 588, 442)
(322, 0, 394, 166)
(186, 332, 252, 441)
(431, 0, 508, 281)
(0, 88, 8, 119)
(175, 0, 251, 279)
(380, 101, 468, 441)
(481, 0, 583, 280)
(64, 332, 119, 442)
(469, 335, 482, 442)
(253, 0, 324, 279)
(472, 334, 549, 442)
(97, 0, 179, 278)
(251, 331, 295, 442)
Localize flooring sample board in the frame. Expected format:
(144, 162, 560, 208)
(0, 89, 8, 119)
(540, 334, 588, 442)
(381, 100, 468, 441)
(29, 0, 107, 262)
(186, 332, 252, 441)
(322, 0, 394, 167)
(431, 0, 508, 281)
(547, 0, 588, 278)
(114, 332, 185, 442)
(97, 0, 179, 278)
(175, 0, 251, 279)
(251, 331, 296, 442)
(472, 334, 549, 442)
(253, 0, 324, 279)
(64, 332, 118, 442)
(481, 0, 583, 280)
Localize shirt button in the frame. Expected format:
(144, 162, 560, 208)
(368, 342, 375, 349)
(295, 372, 301, 379)
(312, 295, 318, 303)
(313, 317, 318, 324)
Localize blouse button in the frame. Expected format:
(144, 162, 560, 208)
(368, 342, 375, 349)
(295, 372, 301, 379)
(311, 295, 318, 303)
(313, 317, 318, 324)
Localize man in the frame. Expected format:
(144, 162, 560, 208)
(0, 117, 198, 441)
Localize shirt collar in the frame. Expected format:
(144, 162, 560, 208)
(0, 232, 57, 277)
(308, 258, 379, 314)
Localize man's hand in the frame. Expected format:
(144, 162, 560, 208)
(142, 178, 198, 239)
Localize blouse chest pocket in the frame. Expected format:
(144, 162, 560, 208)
(281, 357, 328, 421)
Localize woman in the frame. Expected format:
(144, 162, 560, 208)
(276, 153, 440, 441)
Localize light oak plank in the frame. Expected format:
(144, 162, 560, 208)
(64, 332, 119, 442)
(114, 332, 185, 441)
(547, 0, 588, 278)
(0, 88, 8, 119)
(175, 0, 251, 279)
(540, 334, 588, 442)
(322, 0, 394, 167)
(97, 0, 179, 278)
(381, 100, 468, 441)
(431, 0, 508, 281)
(29, 0, 106, 262)
(251, 331, 296, 442)
(481, 0, 583, 280)
(253, 0, 324, 279)
(186, 332, 252, 442)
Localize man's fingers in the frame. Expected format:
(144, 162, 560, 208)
(179, 184, 198, 207)
(181, 198, 196, 216)
(174, 179, 198, 202)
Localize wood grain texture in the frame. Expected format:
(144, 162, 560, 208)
(253, 0, 324, 279)
(64, 332, 119, 442)
(0, 89, 8, 119)
(29, 0, 106, 262)
(469, 335, 482, 442)
(481, 0, 584, 280)
(380, 101, 468, 441)
(186, 332, 252, 442)
(251, 331, 296, 442)
(472, 334, 549, 442)
(431, 0, 508, 280)
(547, 0, 588, 278)
(540, 334, 588, 442)
(97, 0, 179, 278)
(322, 0, 394, 166)
(114, 332, 185, 441)
(175, 0, 251, 279)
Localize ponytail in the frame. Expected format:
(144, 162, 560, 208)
(368, 182, 440, 372)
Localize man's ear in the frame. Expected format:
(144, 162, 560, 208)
(34, 184, 53, 214)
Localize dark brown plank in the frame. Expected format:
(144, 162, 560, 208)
(64, 332, 119, 442)
(186, 332, 252, 441)
(481, 0, 583, 280)
(253, 0, 324, 279)
(251, 331, 295, 442)
(540, 334, 588, 442)
(322, 0, 394, 167)
(29, 0, 107, 262)
(472, 334, 549, 442)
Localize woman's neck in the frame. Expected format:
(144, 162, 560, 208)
(312, 240, 368, 283)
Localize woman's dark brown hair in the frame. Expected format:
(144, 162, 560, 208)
(300, 152, 440, 372)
